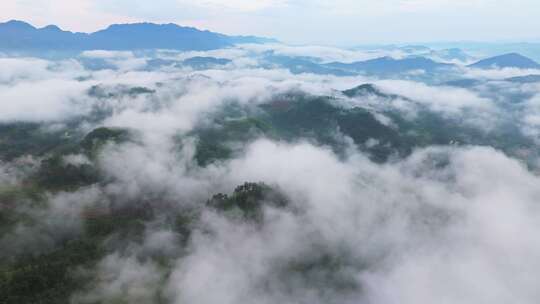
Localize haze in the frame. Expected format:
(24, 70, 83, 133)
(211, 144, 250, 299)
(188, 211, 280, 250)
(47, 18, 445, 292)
(2, 0, 540, 45)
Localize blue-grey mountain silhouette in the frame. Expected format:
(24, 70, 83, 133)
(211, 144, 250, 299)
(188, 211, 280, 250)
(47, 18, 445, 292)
(326, 56, 453, 74)
(0, 20, 275, 51)
(468, 53, 540, 69)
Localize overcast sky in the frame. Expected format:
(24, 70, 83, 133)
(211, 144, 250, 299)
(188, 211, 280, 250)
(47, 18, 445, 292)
(2, 0, 539, 45)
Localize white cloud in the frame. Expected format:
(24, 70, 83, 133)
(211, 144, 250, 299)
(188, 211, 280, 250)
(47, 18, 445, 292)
(522, 94, 540, 141)
(375, 80, 494, 113)
(73, 254, 163, 304)
(464, 67, 540, 80)
(0, 79, 92, 122)
(1, 46, 540, 303)
(1, 186, 104, 258)
(0, 57, 85, 84)
(162, 140, 540, 304)
(182, 0, 289, 12)
(81, 50, 148, 71)
(239, 43, 407, 63)
(81, 50, 135, 59)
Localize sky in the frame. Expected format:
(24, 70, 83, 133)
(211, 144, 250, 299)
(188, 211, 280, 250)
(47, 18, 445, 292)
(2, 0, 540, 46)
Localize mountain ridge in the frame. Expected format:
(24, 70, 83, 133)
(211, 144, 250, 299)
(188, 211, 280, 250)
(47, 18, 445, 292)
(0, 19, 276, 51)
(326, 56, 454, 74)
(468, 53, 540, 69)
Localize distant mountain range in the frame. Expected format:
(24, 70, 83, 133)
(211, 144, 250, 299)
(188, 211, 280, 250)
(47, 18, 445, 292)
(444, 74, 540, 88)
(505, 74, 540, 83)
(1, 20, 539, 75)
(428, 48, 474, 63)
(262, 52, 540, 78)
(468, 53, 540, 69)
(326, 56, 454, 74)
(0, 20, 276, 51)
(263, 55, 356, 76)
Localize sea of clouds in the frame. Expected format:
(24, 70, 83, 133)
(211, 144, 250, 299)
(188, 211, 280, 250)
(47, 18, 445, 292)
(1, 44, 540, 303)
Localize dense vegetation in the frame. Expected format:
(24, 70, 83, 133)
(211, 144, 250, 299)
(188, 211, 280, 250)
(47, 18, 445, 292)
(0, 83, 536, 303)
(0, 180, 283, 304)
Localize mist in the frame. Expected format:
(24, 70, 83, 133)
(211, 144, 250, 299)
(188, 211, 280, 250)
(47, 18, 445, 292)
(1, 43, 540, 304)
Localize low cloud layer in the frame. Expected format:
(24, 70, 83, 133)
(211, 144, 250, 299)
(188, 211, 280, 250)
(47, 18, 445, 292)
(159, 142, 540, 304)
(1, 45, 540, 304)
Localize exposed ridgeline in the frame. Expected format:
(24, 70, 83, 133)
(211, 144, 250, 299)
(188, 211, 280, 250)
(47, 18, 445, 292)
(325, 56, 454, 74)
(0, 82, 533, 169)
(468, 53, 540, 69)
(0, 20, 276, 51)
(192, 83, 534, 166)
